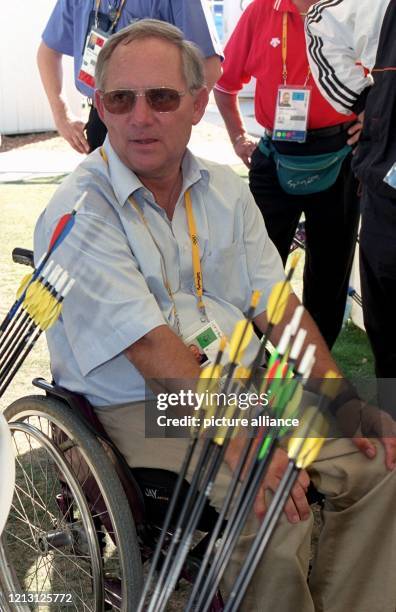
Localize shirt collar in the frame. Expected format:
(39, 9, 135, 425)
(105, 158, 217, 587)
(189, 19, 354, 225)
(102, 137, 143, 207)
(102, 137, 209, 207)
(273, 0, 300, 14)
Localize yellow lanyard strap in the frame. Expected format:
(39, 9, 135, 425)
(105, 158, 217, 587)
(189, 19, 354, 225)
(109, 0, 126, 32)
(100, 148, 207, 328)
(94, 0, 126, 31)
(282, 13, 288, 85)
(281, 12, 311, 87)
(185, 190, 207, 321)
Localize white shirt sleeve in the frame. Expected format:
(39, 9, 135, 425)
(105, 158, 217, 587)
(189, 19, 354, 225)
(305, 0, 391, 115)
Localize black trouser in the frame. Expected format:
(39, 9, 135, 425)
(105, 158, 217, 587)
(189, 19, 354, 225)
(249, 132, 360, 349)
(85, 106, 107, 152)
(360, 187, 396, 382)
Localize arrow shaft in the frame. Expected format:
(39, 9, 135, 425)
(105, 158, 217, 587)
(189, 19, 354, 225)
(224, 462, 298, 612)
(197, 437, 278, 612)
(0, 321, 37, 385)
(140, 353, 226, 611)
(0, 308, 25, 348)
(185, 422, 259, 611)
(0, 329, 42, 398)
(0, 311, 31, 366)
(147, 436, 214, 611)
(156, 444, 226, 612)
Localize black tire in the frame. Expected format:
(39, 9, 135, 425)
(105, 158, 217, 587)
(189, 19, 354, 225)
(1, 395, 143, 612)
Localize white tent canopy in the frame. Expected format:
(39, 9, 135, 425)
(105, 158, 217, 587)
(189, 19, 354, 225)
(0, 0, 83, 135)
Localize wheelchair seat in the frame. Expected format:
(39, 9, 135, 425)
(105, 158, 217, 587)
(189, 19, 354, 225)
(32, 378, 223, 534)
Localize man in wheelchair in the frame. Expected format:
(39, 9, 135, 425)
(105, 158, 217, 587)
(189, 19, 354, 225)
(32, 19, 396, 612)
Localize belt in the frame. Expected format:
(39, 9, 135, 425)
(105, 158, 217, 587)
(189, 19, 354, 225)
(264, 121, 355, 140)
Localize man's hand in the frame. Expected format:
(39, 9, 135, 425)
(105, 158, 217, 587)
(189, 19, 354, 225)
(337, 400, 396, 470)
(233, 134, 258, 168)
(253, 447, 311, 523)
(225, 438, 311, 523)
(354, 405, 396, 471)
(54, 111, 89, 154)
(347, 111, 364, 149)
(37, 41, 90, 154)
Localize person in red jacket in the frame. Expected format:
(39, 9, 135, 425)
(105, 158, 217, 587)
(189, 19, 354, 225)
(214, 0, 362, 349)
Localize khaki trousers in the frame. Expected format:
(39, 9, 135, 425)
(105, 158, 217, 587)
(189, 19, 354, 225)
(95, 402, 396, 612)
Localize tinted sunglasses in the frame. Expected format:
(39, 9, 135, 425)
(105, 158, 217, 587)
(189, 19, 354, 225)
(100, 87, 186, 114)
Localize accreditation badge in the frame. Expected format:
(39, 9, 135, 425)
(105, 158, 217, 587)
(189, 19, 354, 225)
(184, 321, 225, 368)
(273, 86, 312, 143)
(78, 28, 109, 89)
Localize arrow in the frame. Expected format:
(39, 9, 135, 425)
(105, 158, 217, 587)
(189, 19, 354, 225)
(193, 336, 314, 612)
(0, 192, 85, 337)
(137, 339, 227, 612)
(0, 275, 75, 398)
(196, 344, 316, 612)
(223, 382, 336, 612)
(146, 293, 261, 612)
(247, 254, 300, 386)
(0, 264, 62, 371)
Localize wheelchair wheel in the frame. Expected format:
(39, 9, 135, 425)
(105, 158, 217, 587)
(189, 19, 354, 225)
(0, 395, 143, 611)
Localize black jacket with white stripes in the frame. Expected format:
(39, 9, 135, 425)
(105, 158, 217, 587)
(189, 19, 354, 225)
(306, 0, 396, 197)
(305, 0, 391, 115)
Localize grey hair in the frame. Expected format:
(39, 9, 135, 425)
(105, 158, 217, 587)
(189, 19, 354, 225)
(95, 18, 205, 92)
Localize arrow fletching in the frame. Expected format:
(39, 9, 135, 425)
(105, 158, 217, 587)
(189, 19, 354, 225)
(16, 273, 34, 299)
(288, 407, 328, 468)
(267, 281, 291, 326)
(288, 252, 301, 274)
(228, 320, 253, 364)
(48, 214, 75, 252)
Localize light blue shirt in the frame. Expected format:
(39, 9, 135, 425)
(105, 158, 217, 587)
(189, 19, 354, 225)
(34, 139, 284, 406)
(42, 0, 223, 98)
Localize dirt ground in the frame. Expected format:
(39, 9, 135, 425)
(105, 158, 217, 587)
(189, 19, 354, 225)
(0, 131, 67, 153)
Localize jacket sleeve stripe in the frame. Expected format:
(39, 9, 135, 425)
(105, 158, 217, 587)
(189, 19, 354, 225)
(307, 34, 358, 109)
(306, 0, 345, 24)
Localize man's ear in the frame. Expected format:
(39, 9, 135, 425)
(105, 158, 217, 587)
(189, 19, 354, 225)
(94, 89, 106, 123)
(192, 87, 209, 126)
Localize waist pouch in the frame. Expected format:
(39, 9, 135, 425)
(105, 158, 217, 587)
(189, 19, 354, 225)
(258, 137, 352, 195)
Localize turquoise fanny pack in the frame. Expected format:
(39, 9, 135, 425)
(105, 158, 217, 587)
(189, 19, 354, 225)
(258, 137, 352, 196)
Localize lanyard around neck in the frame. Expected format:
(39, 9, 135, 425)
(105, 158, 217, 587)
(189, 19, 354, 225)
(94, 0, 126, 31)
(100, 148, 208, 334)
(281, 12, 311, 87)
(185, 190, 207, 322)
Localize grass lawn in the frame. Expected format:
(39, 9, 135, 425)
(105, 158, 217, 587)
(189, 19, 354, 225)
(332, 320, 374, 379)
(0, 180, 59, 410)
